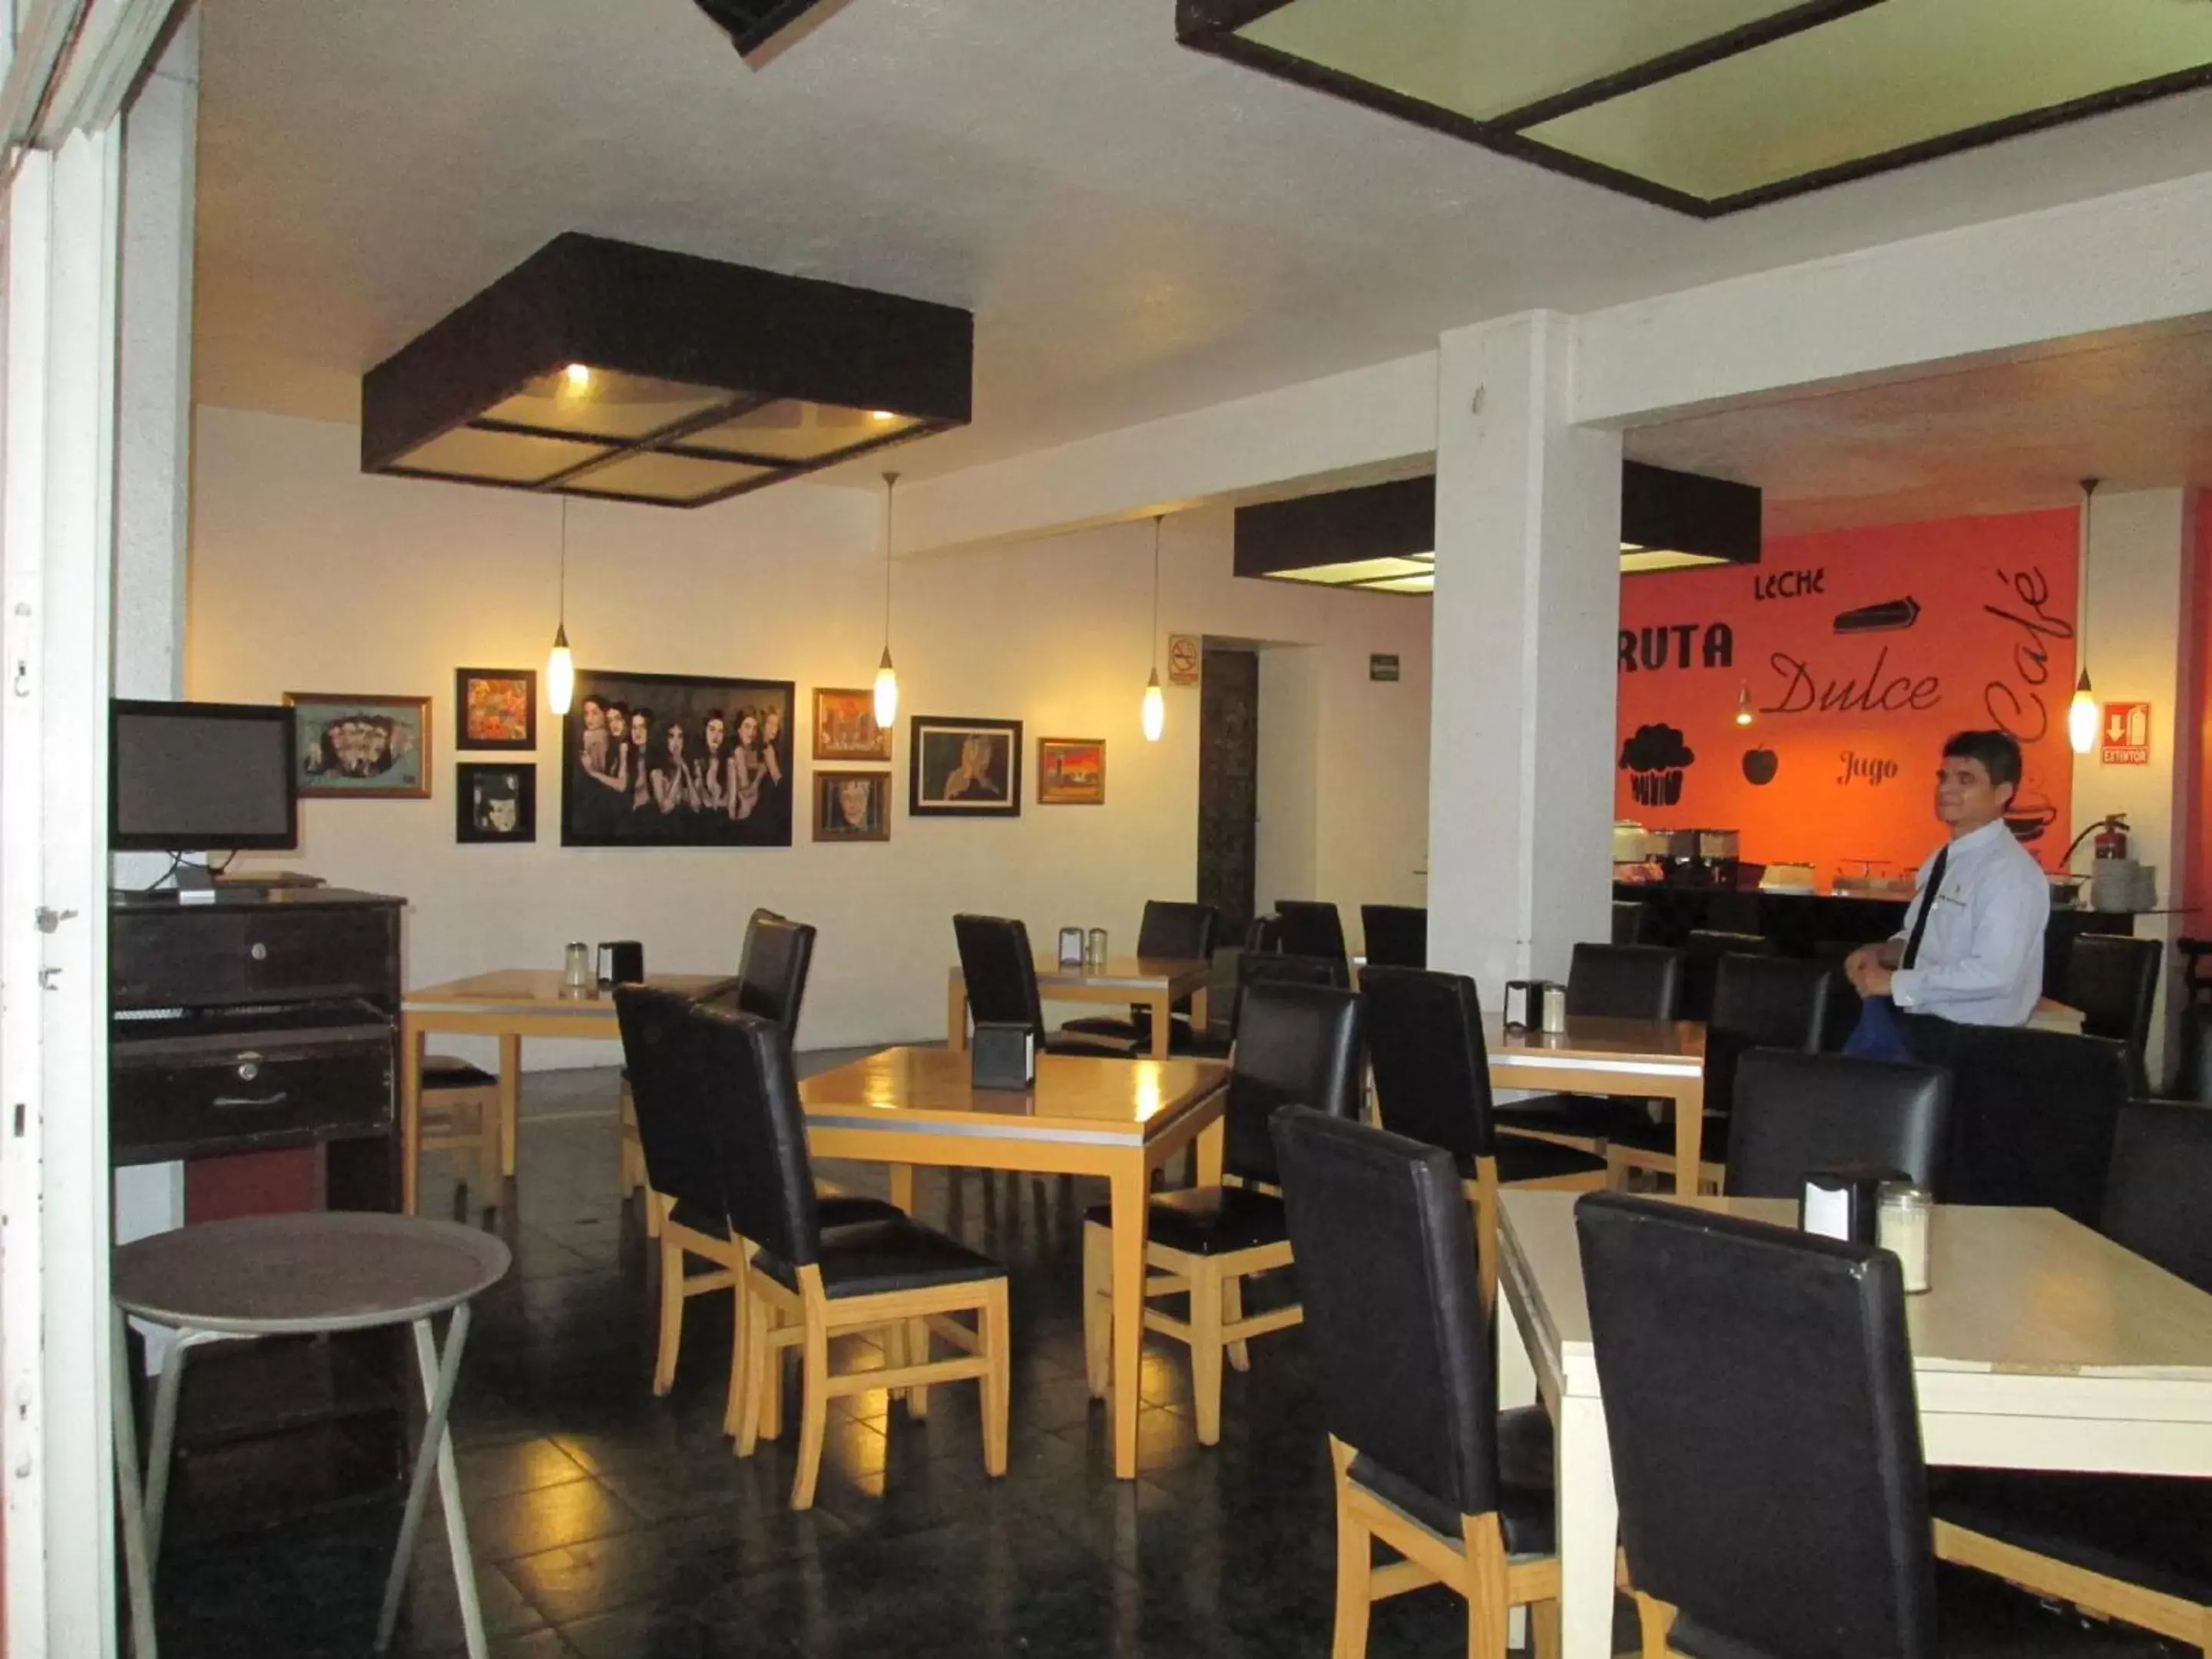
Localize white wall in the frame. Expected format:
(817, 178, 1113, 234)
(187, 407, 1431, 1061)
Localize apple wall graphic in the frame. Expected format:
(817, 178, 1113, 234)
(1742, 747, 1779, 786)
(1620, 724, 1696, 807)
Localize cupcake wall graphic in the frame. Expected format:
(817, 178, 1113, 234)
(1621, 723, 1697, 807)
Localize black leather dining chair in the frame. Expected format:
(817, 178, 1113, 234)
(1680, 928, 1773, 1025)
(1061, 899, 1220, 1048)
(1611, 899, 1654, 946)
(1362, 965, 1606, 1312)
(1180, 947, 1350, 1061)
(1271, 1108, 1561, 1659)
(1493, 942, 1686, 1147)
(1359, 903, 1427, 969)
(1722, 1048, 1952, 1198)
(2063, 933, 2162, 1085)
(950, 913, 1137, 1058)
(1577, 1193, 2171, 1658)
(1274, 899, 1350, 977)
(1080, 981, 1364, 1445)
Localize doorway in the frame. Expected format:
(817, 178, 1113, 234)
(1196, 643, 1259, 940)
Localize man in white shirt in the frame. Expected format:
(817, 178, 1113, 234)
(1843, 730, 2051, 1058)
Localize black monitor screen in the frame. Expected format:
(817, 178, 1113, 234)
(111, 700, 298, 851)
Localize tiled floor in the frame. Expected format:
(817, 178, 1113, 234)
(150, 1057, 1491, 1659)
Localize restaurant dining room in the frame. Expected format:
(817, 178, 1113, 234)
(12, 2, 2212, 1657)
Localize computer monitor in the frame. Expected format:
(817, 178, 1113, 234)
(110, 700, 298, 852)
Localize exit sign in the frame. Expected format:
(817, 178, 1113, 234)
(2101, 701, 2152, 766)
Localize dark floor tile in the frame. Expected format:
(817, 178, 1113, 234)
(467, 1477, 648, 1562)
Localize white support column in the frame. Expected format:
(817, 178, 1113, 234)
(1428, 312, 1622, 992)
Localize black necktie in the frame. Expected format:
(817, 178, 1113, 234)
(1900, 845, 1949, 972)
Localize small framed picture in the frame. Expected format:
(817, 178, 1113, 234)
(813, 687, 891, 763)
(1038, 737, 1106, 806)
(456, 763, 536, 843)
(813, 770, 891, 843)
(286, 693, 432, 798)
(909, 717, 1022, 817)
(455, 667, 537, 751)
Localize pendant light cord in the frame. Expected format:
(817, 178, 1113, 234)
(1150, 515, 1163, 671)
(882, 472, 899, 638)
(2078, 476, 2099, 664)
(558, 497, 568, 628)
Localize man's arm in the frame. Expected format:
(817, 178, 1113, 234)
(1886, 862, 2048, 1009)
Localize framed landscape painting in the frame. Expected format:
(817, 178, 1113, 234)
(456, 763, 536, 843)
(561, 667, 796, 847)
(455, 667, 536, 751)
(813, 770, 891, 843)
(909, 716, 1022, 817)
(1037, 737, 1105, 805)
(813, 687, 891, 762)
(286, 692, 431, 798)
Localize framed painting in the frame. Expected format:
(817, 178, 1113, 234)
(812, 687, 891, 763)
(286, 692, 431, 798)
(561, 668, 796, 847)
(455, 667, 537, 751)
(456, 763, 536, 843)
(909, 716, 1022, 817)
(1037, 737, 1105, 806)
(813, 770, 891, 843)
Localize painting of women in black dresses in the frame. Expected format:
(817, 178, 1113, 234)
(561, 669, 796, 846)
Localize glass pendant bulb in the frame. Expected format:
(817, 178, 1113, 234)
(2069, 477, 2100, 757)
(874, 647, 899, 729)
(1141, 668, 1165, 743)
(1734, 683, 1753, 727)
(2068, 669, 2098, 755)
(546, 499, 575, 715)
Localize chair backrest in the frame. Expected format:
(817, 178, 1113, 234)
(731, 908, 816, 1041)
(1907, 1022, 2130, 1223)
(1230, 950, 1351, 1040)
(679, 1001, 821, 1269)
(613, 984, 729, 1220)
(1681, 929, 1773, 1024)
(2171, 1002, 2212, 1104)
(952, 913, 1045, 1039)
(2102, 1101, 2212, 1293)
(1360, 966, 1492, 1164)
(1577, 1194, 1936, 1659)
(1724, 1049, 1952, 1198)
(1273, 899, 1349, 969)
(1244, 912, 1283, 955)
(1135, 899, 1220, 962)
(2065, 933, 2162, 1061)
(1565, 942, 1683, 1022)
(1272, 1108, 1500, 1525)
(1223, 980, 1365, 1186)
(1704, 954, 1835, 1118)
(1359, 904, 1428, 969)
(1611, 899, 1654, 946)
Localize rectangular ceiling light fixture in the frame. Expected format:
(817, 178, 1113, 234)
(1177, 0, 2212, 217)
(1233, 462, 1759, 593)
(361, 233, 972, 508)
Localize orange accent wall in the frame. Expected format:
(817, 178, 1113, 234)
(1614, 509, 2078, 885)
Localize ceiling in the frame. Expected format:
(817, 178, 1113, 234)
(194, 0, 2212, 483)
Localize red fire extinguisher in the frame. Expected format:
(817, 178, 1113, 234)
(2094, 814, 2131, 862)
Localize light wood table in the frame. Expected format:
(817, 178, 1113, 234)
(2028, 995, 2085, 1035)
(797, 1045, 1230, 1479)
(399, 969, 730, 1214)
(1485, 1014, 1707, 1171)
(946, 956, 1213, 1061)
(1498, 1190, 2212, 1659)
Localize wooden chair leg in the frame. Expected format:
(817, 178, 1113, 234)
(790, 1301, 832, 1511)
(652, 1227, 684, 1396)
(1221, 1273, 1250, 1373)
(723, 1277, 747, 1436)
(1464, 1514, 1511, 1658)
(644, 1185, 664, 1240)
(980, 1283, 1011, 1478)
(1633, 1591, 1677, 1659)
(1081, 1220, 1111, 1400)
(905, 1317, 931, 1418)
(1530, 1598, 1561, 1659)
(760, 1324, 786, 1444)
(1331, 1460, 1373, 1659)
(1190, 1259, 1225, 1446)
(733, 1291, 767, 1458)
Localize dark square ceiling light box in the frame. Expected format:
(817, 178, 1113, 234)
(360, 233, 973, 508)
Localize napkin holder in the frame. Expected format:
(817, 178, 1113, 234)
(1502, 979, 1561, 1034)
(1057, 926, 1086, 969)
(971, 1021, 1036, 1091)
(598, 939, 644, 986)
(1800, 1164, 1909, 1245)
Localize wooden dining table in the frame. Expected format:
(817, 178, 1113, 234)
(399, 969, 732, 1214)
(797, 1045, 1230, 1479)
(1484, 1013, 1708, 1171)
(1498, 1189, 2212, 1659)
(946, 955, 1214, 1061)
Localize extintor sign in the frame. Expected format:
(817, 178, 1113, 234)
(2101, 701, 2151, 766)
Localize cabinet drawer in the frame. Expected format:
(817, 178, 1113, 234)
(243, 909, 396, 1002)
(112, 1026, 392, 1164)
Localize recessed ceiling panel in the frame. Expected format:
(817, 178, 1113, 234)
(683, 399, 919, 461)
(1620, 548, 1730, 573)
(394, 427, 613, 484)
(1357, 573, 1435, 594)
(1270, 555, 1435, 585)
(480, 369, 735, 441)
(558, 450, 779, 503)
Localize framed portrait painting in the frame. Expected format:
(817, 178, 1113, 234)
(909, 716, 1022, 817)
(286, 693, 431, 798)
(813, 770, 891, 843)
(812, 687, 891, 763)
(560, 668, 796, 847)
(1037, 737, 1105, 806)
(455, 667, 536, 751)
(456, 763, 536, 843)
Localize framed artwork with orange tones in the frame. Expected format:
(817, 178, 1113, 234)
(455, 667, 536, 751)
(812, 687, 891, 762)
(1038, 737, 1106, 806)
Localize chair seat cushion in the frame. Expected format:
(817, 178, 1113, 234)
(1489, 1139, 1608, 1185)
(421, 1055, 495, 1088)
(1084, 1185, 1289, 1257)
(1492, 1093, 1647, 1139)
(1934, 1469, 2212, 1605)
(1346, 1405, 1556, 1557)
(754, 1217, 1005, 1299)
(1602, 1112, 1727, 1157)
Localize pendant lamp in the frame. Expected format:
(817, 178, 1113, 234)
(873, 472, 900, 729)
(1142, 515, 1167, 743)
(545, 498, 575, 716)
(2068, 477, 2100, 756)
(1734, 684, 1754, 727)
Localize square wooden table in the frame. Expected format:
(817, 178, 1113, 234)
(947, 956, 1214, 1061)
(798, 1045, 1230, 1479)
(399, 969, 731, 1214)
(1485, 1015, 1707, 1171)
(1498, 1190, 2212, 1659)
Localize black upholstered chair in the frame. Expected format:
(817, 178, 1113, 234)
(1274, 899, 1351, 977)
(1362, 965, 1606, 1312)
(1611, 899, 1654, 946)
(1578, 1194, 2171, 1659)
(951, 913, 1137, 1058)
(2164, 1002, 2212, 1104)
(690, 1002, 1011, 1510)
(1271, 1108, 1560, 1659)
(1723, 1048, 1952, 1198)
(2063, 933, 2162, 1084)
(2102, 1098, 2212, 1293)
(1493, 942, 1685, 1148)
(1080, 981, 1365, 1445)
(1607, 953, 1835, 1192)
(1359, 903, 1427, 969)
(1181, 947, 1351, 1061)
(1245, 912, 1283, 955)
(1909, 1023, 2131, 1224)
(613, 986, 900, 1415)
(1680, 928, 1773, 1024)
(1063, 899, 1220, 1047)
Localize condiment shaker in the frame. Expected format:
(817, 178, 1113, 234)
(563, 941, 593, 992)
(1540, 983, 1568, 1035)
(1878, 1182, 1932, 1293)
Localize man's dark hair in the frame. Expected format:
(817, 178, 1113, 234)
(1942, 730, 2023, 790)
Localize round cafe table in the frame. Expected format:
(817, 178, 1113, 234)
(111, 1213, 511, 1659)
